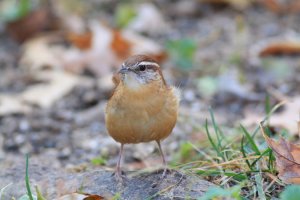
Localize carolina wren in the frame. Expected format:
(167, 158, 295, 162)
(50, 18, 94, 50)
(105, 55, 180, 180)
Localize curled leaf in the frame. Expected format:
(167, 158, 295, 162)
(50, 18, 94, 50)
(260, 122, 300, 184)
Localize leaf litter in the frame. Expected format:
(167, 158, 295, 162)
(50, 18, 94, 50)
(260, 122, 300, 184)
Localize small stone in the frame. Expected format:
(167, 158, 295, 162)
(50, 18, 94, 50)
(4, 138, 19, 151)
(58, 148, 71, 160)
(19, 119, 30, 132)
(184, 89, 196, 102)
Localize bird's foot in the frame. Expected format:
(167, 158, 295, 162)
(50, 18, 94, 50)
(113, 170, 128, 183)
(160, 167, 171, 180)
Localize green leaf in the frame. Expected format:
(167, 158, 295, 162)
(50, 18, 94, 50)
(198, 185, 242, 200)
(280, 185, 300, 200)
(179, 142, 194, 158)
(18, 0, 31, 19)
(197, 76, 219, 98)
(91, 156, 107, 166)
(115, 4, 136, 28)
(166, 38, 197, 70)
(0, 0, 32, 22)
(112, 193, 121, 200)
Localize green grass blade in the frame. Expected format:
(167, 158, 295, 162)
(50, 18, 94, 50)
(250, 148, 272, 168)
(209, 108, 218, 136)
(265, 93, 271, 115)
(196, 169, 247, 181)
(35, 186, 46, 200)
(240, 136, 253, 171)
(240, 125, 260, 155)
(25, 154, 34, 200)
(209, 108, 223, 150)
(268, 149, 275, 172)
(205, 120, 223, 160)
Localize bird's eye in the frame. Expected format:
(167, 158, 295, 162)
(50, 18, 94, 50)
(139, 65, 146, 71)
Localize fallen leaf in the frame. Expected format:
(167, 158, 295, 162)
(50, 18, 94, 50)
(260, 122, 300, 184)
(261, 0, 300, 13)
(201, 0, 252, 10)
(67, 31, 92, 50)
(249, 37, 300, 65)
(261, 0, 281, 12)
(6, 8, 59, 43)
(0, 71, 80, 116)
(269, 97, 300, 136)
(259, 41, 300, 57)
(20, 35, 65, 72)
(110, 30, 131, 60)
(21, 71, 80, 108)
(20, 21, 166, 77)
(57, 193, 105, 200)
(127, 3, 170, 35)
(83, 194, 105, 200)
(242, 96, 300, 135)
(0, 95, 31, 116)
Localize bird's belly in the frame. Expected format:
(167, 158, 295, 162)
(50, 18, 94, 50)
(106, 104, 177, 144)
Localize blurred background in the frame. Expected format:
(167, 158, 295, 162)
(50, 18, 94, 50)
(0, 0, 300, 173)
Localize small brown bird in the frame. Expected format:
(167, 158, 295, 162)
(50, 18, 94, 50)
(105, 55, 180, 180)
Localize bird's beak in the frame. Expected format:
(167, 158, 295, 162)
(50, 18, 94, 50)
(118, 67, 130, 74)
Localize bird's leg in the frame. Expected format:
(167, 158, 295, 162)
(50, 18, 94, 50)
(115, 143, 126, 181)
(156, 140, 168, 178)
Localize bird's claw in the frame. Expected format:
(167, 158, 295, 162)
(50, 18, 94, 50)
(114, 170, 128, 183)
(160, 167, 170, 180)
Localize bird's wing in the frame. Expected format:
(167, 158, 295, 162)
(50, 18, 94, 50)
(112, 73, 121, 87)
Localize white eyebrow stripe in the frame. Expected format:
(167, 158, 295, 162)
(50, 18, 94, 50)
(138, 61, 160, 68)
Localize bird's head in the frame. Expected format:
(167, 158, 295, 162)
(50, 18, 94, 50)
(118, 55, 166, 90)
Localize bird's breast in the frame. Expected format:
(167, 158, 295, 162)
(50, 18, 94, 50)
(105, 84, 179, 144)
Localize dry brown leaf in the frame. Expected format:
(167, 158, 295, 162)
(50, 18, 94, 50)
(83, 194, 105, 200)
(67, 32, 92, 50)
(110, 30, 131, 60)
(6, 8, 59, 43)
(57, 193, 105, 200)
(259, 41, 300, 57)
(260, 122, 300, 184)
(261, 0, 300, 13)
(20, 21, 166, 77)
(261, 0, 282, 13)
(201, 0, 252, 10)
